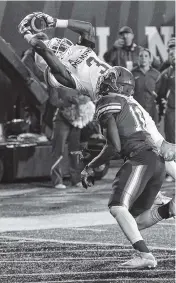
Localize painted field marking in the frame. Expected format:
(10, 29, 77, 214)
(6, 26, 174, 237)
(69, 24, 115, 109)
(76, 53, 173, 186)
(30, 280, 175, 283)
(0, 210, 175, 232)
(0, 254, 175, 263)
(0, 269, 174, 278)
(0, 235, 175, 251)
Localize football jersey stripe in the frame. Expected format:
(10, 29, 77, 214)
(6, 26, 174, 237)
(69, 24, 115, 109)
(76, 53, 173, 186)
(97, 104, 121, 116)
(97, 102, 121, 112)
(121, 165, 144, 209)
(97, 107, 121, 119)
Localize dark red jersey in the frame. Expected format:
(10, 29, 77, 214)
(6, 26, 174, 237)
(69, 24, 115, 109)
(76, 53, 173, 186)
(96, 93, 153, 157)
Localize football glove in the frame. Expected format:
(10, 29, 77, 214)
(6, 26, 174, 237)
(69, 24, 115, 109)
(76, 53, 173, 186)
(81, 165, 95, 189)
(40, 13, 57, 28)
(160, 140, 176, 161)
(18, 13, 35, 35)
(18, 12, 56, 36)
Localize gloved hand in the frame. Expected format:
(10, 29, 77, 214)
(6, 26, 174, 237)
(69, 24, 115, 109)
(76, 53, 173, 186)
(160, 140, 176, 161)
(18, 13, 36, 35)
(18, 12, 56, 36)
(39, 13, 57, 28)
(81, 165, 95, 189)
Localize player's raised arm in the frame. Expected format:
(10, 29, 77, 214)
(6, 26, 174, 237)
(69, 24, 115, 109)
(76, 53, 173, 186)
(36, 12, 96, 48)
(18, 14, 76, 89)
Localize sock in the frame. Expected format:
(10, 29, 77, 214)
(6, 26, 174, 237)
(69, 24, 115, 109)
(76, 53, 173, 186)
(135, 206, 163, 230)
(133, 240, 150, 253)
(109, 206, 143, 244)
(158, 202, 170, 219)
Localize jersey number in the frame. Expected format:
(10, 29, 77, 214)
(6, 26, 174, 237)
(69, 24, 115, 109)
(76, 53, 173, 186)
(86, 57, 109, 74)
(130, 105, 146, 131)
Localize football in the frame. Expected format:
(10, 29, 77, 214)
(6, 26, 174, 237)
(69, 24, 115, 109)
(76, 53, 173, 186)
(30, 14, 47, 33)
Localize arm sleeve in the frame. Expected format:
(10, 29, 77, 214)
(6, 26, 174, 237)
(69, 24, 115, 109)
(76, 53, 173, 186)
(56, 18, 95, 47)
(68, 20, 95, 47)
(56, 18, 94, 35)
(67, 20, 94, 36)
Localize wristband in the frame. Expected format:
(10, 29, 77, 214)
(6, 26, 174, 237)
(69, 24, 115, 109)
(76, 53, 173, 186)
(56, 19, 68, 28)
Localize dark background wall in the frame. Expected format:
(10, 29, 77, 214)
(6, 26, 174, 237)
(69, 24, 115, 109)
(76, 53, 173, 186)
(0, 1, 175, 59)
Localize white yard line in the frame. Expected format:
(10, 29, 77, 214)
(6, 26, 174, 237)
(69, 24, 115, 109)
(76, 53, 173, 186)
(0, 235, 175, 251)
(30, 278, 174, 283)
(0, 188, 43, 197)
(0, 210, 175, 232)
(0, 211, 116, 232)
(0, 269, 174, 278)
(0, 255, 175, 262)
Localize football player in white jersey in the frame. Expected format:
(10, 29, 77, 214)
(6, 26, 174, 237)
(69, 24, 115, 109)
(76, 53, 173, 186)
(18, 12, 176, 196)
(18, 12, 110, 102)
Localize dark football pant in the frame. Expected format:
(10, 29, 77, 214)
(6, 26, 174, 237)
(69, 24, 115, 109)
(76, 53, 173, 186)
(108, 150, 166, 217)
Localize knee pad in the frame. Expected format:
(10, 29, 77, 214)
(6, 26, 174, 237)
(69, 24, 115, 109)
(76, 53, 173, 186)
(109, 205, 127, 218)
(109, 205, 143, 244)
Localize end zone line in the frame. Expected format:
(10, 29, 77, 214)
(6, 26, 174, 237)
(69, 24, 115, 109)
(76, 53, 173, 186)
(0, 269, 174, 278)
(0, 235, 175, 251)
(30, 279, 176, 283)
(0, 258, 138, 263)
(30, 280, 175, 283)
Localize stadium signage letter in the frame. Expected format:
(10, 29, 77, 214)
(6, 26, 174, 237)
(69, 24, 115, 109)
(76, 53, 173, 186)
(96, 27, 110, 61)
(145, 26, 174, 61)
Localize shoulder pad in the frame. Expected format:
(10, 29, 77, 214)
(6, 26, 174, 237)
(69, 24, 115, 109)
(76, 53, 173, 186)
(96, 94, 122, 127)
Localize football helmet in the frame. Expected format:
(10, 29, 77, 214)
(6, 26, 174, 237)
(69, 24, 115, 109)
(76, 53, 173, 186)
(96, 66, 135, 97)
(47, 37, 73, 59)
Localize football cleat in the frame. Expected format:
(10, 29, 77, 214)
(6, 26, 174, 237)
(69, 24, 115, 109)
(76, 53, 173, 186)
(154, 191, 171, 205)
(120, 252, 157, 269)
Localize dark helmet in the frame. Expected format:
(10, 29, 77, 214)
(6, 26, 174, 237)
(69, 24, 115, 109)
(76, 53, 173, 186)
(96, 66, 135, 97)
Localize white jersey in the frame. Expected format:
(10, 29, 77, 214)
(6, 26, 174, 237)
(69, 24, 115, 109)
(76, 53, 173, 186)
(130, 97, 164, 147)
(61, 45, 111, 101)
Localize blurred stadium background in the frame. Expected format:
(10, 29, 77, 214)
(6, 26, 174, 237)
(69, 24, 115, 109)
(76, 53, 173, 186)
(0, 1, 175, 60)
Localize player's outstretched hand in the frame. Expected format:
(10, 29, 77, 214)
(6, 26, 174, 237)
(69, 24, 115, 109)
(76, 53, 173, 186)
(18, 13, 36, 35)
(40, 13, 57, 28)
(81, 165, 95, 189)
(18, 12, 56, 36)
(160, 140, 176, 161)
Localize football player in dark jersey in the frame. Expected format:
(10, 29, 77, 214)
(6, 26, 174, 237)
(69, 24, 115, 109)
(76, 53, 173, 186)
(81, 66, 175, 269)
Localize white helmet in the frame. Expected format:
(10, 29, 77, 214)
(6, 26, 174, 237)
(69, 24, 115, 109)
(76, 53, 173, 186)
(47, 37, 73, 59)
(35, 37, 73, 72)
